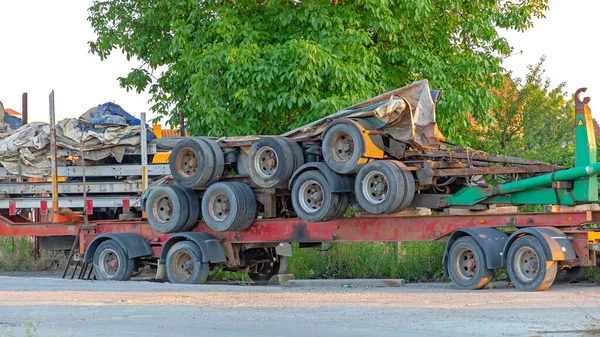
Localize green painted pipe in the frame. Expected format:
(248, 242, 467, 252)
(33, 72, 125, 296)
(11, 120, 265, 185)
(494, 162, 600, 195)
(444, 162, 600, 206)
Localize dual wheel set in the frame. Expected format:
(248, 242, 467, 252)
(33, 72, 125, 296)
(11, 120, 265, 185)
(447, 235, 587, 291)
(146, 120, 418, 234)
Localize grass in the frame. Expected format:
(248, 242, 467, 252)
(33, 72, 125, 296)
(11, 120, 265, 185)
(288, 242, 446, 281)
(0, 237, 66, 272)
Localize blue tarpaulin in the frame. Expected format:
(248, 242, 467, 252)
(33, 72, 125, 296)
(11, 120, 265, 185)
(88, 102, 141, 126)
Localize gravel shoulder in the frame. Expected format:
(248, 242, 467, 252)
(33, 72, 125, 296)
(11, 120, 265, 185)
(0, 275, 599, 337)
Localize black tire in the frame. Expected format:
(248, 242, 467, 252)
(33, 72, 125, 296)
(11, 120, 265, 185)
(234, 150, 250, 175)
(291, 170, 341, 222)
(165, 241, 209, 284)
(355, 161, 406, 214)
(93, 240, 135, 281)
(507, 235, 558, 291)
(390, 161, 416, 213)
(169, 139, 215, 188)
(197, 137, 225, 184)
(202, 182, 255, 231)
(227, 182, 257, 231)
(146, 185, 190, 233)
(248, 256, 288, 284)
(331, 192, 350, 220)
(556, 266, 589, 283)
(322, 122, 366, 174)
(447, 236, 493, 290)
(178, 187, 201, 232)
(282, 138, 305, 172)
(249, 137, 296, 188)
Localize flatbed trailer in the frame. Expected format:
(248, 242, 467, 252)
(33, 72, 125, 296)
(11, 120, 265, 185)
(1, 87, 600, 292)
(0, 206, 598, 291)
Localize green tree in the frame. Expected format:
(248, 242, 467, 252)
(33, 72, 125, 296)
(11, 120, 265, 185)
(470, 56, 575, 166)
(88, 0, 548, 139)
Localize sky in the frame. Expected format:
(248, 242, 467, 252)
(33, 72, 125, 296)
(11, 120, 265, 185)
(0, 0, 599, 123)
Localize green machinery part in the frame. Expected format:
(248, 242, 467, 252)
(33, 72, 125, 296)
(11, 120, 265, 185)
(442, 88, 599, 207)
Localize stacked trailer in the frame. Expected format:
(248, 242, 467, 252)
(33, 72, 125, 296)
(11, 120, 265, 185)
(0, 88, 599, 291)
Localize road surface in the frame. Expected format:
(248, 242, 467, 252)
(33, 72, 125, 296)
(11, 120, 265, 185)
(0, 275, 599, 337)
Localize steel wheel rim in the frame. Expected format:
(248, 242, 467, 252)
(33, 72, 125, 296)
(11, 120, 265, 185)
(454, 247, 477, 281)
(98, 248, 120, 277)
(254, 146, 278, 178)
(298, 180, 324, 213)
(514, 246, 539, 282)
(152, 195, 173, 224)
(362, 170, 388, 204)
(208, 192, 230, 222)
(329, 130, 354, 163)
(171, 250, 194, 281)
(176, 148, 199, 178)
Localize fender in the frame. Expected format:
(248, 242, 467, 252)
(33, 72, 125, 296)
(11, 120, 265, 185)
(159, 232, 226, 265)
(275, 242, 293, 257)
(84, 233, 153, 263)
(502, 227, 577, 265)
(443, 228, 508, 276)
(288, 162, 353, 192)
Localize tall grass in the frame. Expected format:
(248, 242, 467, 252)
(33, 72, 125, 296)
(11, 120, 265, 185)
(288, 242, 446, 281)
(0, 237, 66, 272)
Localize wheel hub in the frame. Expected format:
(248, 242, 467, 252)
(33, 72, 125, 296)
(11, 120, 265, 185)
(177, 148, 199, 178)
(152, 195, 173, 224)
(299, 180, 324, 213)
(208, 192, 230, 221)
(98, 248, 120, 277)
(514, 246, 539, 282)
(255, 146, 278, 177)
(331, 131, 354, 162)
(455, 248, 477, 280)
(362, 171, 389, 204)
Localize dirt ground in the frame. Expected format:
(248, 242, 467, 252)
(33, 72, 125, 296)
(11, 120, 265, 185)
(0, 273, 599, 337)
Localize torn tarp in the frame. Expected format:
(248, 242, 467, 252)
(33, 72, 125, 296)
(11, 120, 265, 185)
(0, 102, 154, 177)
(282, 79, 445, 149)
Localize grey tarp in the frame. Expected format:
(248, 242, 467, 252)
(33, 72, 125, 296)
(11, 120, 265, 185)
(282, 79, 445, 149)
(0, 107, 151, 177)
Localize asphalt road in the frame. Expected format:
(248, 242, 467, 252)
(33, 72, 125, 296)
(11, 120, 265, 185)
(0, 275, 599, 337)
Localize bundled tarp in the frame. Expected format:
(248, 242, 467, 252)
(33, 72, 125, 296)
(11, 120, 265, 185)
(0, 103, 154, 177)
(282, 79, 445, 149)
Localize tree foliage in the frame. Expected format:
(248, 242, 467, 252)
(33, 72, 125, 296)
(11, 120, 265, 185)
(88, 0, 548, 138)
(469, 56, 575, 166)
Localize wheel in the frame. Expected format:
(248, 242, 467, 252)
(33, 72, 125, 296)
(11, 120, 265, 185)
(169, 139, 215, 188)
(291, 170, 342, 222)
(201, 182, 256, 231)
(165, 241, 209, 284)
(178, 187, 201, 232)
(507, 235, 558, 291)
(248, 256, 288, 284)
(447, 236, 493, 290)
(556, 266, 589, 283)
(93, 240, 135, 281)
(146, 185, 190, 233)
(197, 137, 225, 184)
(322, 122, 366, 174)
(354, 160, 414, 214)
(249, 137, 296, 188)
